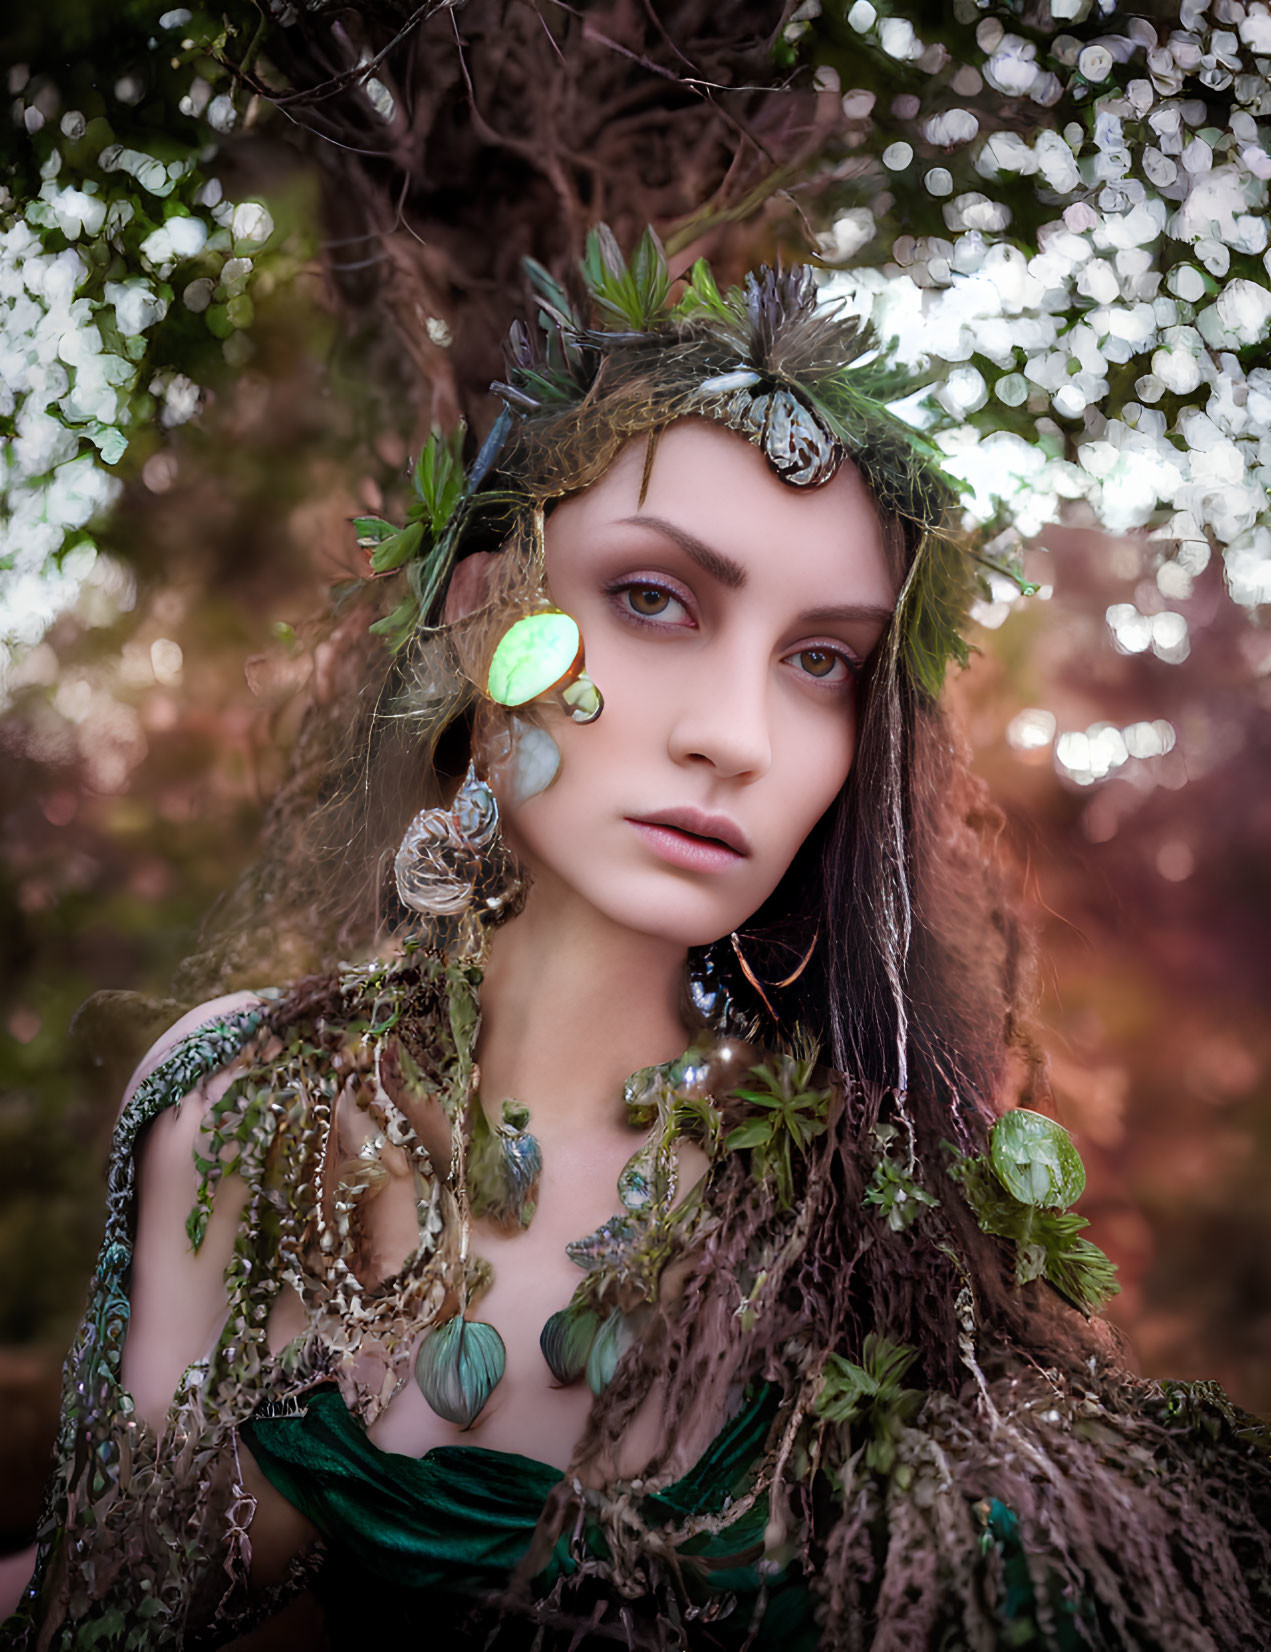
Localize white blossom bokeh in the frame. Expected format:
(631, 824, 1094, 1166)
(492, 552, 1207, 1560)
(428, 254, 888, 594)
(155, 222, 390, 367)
(1, 21, 281, 687)
(809, 0, 1269, 793)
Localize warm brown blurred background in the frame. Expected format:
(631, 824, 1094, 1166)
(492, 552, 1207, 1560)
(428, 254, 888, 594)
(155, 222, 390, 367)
(3, 0, 1269, 1560)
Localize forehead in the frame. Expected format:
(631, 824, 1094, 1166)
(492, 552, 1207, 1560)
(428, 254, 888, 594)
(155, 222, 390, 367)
(548, 417, 897, 607)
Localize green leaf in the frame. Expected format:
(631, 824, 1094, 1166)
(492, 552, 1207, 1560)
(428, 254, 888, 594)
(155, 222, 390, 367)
(863, 1157, 939, 1233)
(989, 1110, 1086, 1210)
(412, 423, 467, 534)
(732, 1088, 786, 1109)
(629, 225, 671, 315)
(950, 1152, 1118, 1315)
(789, 1112, 829, 1147)
(724, 1118, 773, 1152)
(581, 222, 670, 330)
(76, 1607, 127, 1648)
(353, 515, 398, 547)
(1039, 1228, 1120, 1311)
(368, 596, 420, 647)
(816, 1335, 921, 1477)
(523, 257, 581, 332)
(369, 520, 424, 574)
(672, 256, 732, 324)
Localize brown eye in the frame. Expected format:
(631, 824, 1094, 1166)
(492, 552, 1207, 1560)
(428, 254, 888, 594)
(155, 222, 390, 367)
(797, 648, 839, 679)
(627, 586, 671, 617)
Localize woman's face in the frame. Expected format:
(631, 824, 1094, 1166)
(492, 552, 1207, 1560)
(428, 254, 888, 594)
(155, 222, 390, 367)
(495, 417, 897, 949)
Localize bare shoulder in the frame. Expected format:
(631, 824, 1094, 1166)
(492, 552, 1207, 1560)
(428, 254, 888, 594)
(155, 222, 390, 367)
(120, 993, 265, 1430)
(119, 991, 265, 1117)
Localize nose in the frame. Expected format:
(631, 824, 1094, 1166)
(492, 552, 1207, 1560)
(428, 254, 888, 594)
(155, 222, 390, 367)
(666, 644, 772, 781)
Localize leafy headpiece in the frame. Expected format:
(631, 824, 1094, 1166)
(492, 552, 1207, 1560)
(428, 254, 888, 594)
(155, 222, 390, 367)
(358, 226, 992, 699)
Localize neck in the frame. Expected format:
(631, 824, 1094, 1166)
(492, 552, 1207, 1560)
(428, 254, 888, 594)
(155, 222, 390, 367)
(475, 864, 692, 1134)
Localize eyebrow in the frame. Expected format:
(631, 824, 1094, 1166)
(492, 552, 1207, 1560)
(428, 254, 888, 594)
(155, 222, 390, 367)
(797, 602, 895, 628)
(618, 514, 894, 628)
(619, 515, 747, 590)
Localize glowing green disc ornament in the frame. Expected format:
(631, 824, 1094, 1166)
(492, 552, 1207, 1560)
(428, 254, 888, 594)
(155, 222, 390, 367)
(488, 611, 582, 706)
(487, 610, 603, 723)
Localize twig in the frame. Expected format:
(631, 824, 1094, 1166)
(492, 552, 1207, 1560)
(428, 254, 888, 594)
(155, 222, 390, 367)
(222, 0, 458, 109)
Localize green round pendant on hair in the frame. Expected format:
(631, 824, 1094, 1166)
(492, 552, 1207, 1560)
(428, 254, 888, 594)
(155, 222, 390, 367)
(989, 1109, 1086, 1211)
(488, 611, 582, 707)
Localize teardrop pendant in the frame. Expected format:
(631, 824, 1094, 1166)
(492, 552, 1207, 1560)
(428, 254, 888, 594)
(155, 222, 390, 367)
(414, 1314, 506, 1428)
(540, 1301, 601, 1386)
(468, 1099, 542, 1230)
(584, 1309, 642, 1396)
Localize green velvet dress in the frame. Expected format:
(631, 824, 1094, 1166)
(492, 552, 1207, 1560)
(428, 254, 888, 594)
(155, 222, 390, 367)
(243, 1381, 823, 1648)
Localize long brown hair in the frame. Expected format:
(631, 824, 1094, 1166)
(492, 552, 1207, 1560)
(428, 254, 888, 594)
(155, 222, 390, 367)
(174, 306, 1271, 1649)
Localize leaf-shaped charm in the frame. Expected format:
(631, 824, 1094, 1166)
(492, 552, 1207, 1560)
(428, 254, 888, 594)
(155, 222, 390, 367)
(989, 1110, 1086, 1211)
(617, 1134, 665, 1214)
(468, 1097, 543, 1230)
(622, 1061, 671, 1126)
(498, 1121, 542, 1225)
(585, 1310, 640, 1395)
(565, 1213, 639, 1273)
(616, 1160, 654, 1214)
(763, 388, 843, 488)
(540, 1301, 601, 1385)
(488, 612, 582, 707)
(502, 717, 561, 807)
(707, 383, 842, 489)
(414, 1315, 506, 1428)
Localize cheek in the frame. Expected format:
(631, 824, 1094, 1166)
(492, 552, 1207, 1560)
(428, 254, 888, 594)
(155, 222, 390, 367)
(768, 700, 858, 846)
(495, 709, 623, 860)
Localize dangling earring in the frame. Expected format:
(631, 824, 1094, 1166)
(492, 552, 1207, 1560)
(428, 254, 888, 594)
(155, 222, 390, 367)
(395, 762, 523, 924)
(487, 608, 602, 724)
(729, 926, 820, 1024)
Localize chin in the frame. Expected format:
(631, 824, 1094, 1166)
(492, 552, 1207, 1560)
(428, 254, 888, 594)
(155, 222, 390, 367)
(511, 831, 771, 950)
(587, 884, 752, 951)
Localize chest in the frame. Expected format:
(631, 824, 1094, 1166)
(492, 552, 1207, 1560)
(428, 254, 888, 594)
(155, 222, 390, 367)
(266, 1112, 715, 1475)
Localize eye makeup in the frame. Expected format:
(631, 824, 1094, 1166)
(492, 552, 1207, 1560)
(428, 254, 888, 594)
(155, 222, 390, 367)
(603, 573, 695, 631)
(601, 571, 865, 689)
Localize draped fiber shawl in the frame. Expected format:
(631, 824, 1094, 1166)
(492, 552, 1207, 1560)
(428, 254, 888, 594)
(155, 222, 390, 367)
(4, 947, 1270, 1650)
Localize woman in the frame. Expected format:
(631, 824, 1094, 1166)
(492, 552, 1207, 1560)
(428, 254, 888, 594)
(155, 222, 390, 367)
(4, 233, 1269, 1650)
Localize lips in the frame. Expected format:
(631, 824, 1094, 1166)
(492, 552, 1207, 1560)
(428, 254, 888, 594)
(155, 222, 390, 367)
(626, 807, 751, 857)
